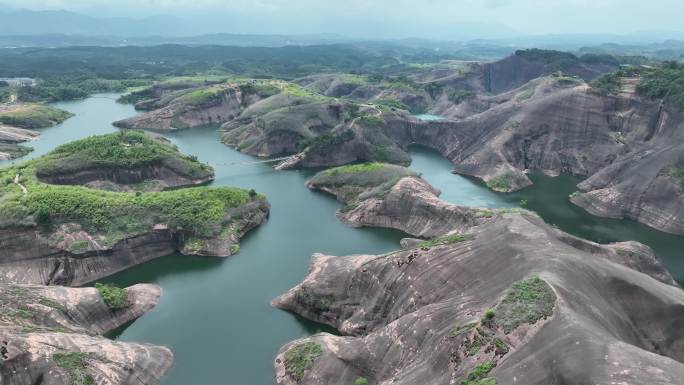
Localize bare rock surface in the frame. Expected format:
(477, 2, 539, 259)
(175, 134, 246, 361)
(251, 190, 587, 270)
(114, 83, 258, 130)
(0, 125, 39, 160)
(0, 283, 172, 385)
(273, 177, 682, 385)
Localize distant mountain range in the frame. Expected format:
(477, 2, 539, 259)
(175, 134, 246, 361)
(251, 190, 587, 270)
(0, 9, 184, 36)
(0, 7, 683, 60)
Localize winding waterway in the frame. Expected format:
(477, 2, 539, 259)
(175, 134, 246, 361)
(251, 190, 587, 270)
(3, 95, 683, 384)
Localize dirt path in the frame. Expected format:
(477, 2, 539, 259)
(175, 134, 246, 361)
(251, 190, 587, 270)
(13, 174, 27, 195)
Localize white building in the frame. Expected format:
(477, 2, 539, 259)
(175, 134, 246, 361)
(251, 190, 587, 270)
(0, 78, 36, 87)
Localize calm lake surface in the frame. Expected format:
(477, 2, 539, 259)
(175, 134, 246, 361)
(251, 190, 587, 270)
(5, 96, 683, 385)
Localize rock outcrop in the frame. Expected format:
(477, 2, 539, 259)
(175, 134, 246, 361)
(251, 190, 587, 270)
(0, 125, 38, 160)
(273, 176, 682, 385)
(306, 164, 484, 238)
(0, 283, 173, 385)
(114, 82, 272, 130)
(0, 104, 73, 160)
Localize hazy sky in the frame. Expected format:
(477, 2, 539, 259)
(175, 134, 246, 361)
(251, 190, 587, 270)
(2, 0, 683, 38)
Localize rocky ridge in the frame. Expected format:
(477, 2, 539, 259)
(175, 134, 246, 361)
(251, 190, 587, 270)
(0, 283, 173, 385)
(273, 171, 683, 385)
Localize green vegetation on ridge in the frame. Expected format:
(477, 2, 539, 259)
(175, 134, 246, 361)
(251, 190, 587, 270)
(493, 276, 556, 333)
(33, 130, 212, 179)
(0, 104, 73, 129)
(0, 133, 264, 246)
(637, 61, 684, 109)
(308, 163, 418, 203)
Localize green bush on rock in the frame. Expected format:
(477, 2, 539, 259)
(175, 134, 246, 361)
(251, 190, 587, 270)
(95, 283, 129, 309)
(494, 276, 556, 333)
(283, 341, 323, 381)
(53, 351, 95, 385)
(486, 172, 514, 192)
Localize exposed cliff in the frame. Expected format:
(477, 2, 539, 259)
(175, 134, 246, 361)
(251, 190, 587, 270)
(0, 132, 270, 285)
(0, 283, 173, 385)
(273, 176, 682, 385)
(114, 80, 283, 130)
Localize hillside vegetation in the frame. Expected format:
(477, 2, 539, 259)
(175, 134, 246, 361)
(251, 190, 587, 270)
(0, 133, 262, 247)
(33, 131, 212, 179)
(0, 104, 73, 129)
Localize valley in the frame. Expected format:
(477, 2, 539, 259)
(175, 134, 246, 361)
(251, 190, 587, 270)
(0, 45, 683, 385)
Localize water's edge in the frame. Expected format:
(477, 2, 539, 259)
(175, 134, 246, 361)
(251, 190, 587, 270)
(4, 96, 683, 385)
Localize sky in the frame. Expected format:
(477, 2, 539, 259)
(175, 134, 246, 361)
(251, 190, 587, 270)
(1, 0, 683, 39)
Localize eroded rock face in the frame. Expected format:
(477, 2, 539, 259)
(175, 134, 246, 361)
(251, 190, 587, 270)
(0, 198, 270, 286)
(37, 163, 214, 192)
(114, 84, 255, 131)
(571, 140, 684, 236)
(0, 283, 172, 385)
(273, 193, 682, 385)
(0, 125, 39, 160)
(310, 174, 484, 238)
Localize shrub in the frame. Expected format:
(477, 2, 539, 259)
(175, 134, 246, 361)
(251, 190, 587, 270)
(493, 276, 556, 333)
(53, 351, 95, 385)
(637, 61, 684, 109)
(417, 233, 472, 249)
(358, 115, 385, 127)
(294, 286, 334, 313)
(94, 283, 129, 309)
(448, 322, 476, 338)
(355, 377, 369, 385)
(283, 341, 323, 381)
(484, 309, 496, 320)
(301, 130, 355, 151)
(486, 172, 514, 192)
(669, 166, 684, 189)
(516, 87, 534, 102)
(375, 99, 409, 111)
(68, 240, 89, 253)
(591, 73, 622, 95)
(460, 362, 496, 385)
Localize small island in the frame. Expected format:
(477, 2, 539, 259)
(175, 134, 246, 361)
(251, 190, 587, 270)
(0, 131, 270, 286)
(0, 103, 73, 160)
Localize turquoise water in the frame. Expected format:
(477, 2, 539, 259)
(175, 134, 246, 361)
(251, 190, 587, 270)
(4, 96, 683, 384)
(413, 113, 447, 121)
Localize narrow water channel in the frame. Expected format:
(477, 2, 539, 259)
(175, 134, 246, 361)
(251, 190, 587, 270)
(3, 96, 682, 384)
